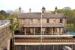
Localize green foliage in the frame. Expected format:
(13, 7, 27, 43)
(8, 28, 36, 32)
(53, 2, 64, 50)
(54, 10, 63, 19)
(0, 10, 19, 32)
(0, 15, 5, 19)
(57, 7, 75, 32)
(9, 14, 19, 31)
(0, 10, 9, 19)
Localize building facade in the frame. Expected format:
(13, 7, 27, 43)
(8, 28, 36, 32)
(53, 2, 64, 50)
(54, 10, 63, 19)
(0, 20, 11, 50)
(14, 7, 75, 50)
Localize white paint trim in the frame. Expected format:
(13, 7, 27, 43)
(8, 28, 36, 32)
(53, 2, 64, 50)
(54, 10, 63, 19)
(14, 42, 75, 45)
(14, 35, 74, 38)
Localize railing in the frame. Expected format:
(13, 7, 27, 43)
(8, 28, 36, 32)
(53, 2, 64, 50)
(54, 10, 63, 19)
(15, 38, 75, 43)
(14, 35, 74, 38)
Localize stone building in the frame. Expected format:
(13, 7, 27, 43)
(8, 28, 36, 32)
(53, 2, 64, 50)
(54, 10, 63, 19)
(18, 7, 66, 35)
(0, 20, 11, 50)
(14, 7, 75, 50)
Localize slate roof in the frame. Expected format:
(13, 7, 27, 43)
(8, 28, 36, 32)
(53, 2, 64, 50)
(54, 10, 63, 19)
(18, 12, 65, 19)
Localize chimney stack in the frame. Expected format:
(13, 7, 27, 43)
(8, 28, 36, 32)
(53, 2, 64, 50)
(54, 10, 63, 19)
(42, 6, 46, 13)
(29, 8, 31, 13)
(19, 7, 21, 13)
(55, 6, 58, 14)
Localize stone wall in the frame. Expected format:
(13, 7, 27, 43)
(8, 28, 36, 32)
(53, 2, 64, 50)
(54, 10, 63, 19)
(0, 20, 12, 50)
(19, 18, 66, 25)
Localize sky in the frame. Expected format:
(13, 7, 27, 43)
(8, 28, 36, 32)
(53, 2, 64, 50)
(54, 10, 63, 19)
(0, 0, 75, 12)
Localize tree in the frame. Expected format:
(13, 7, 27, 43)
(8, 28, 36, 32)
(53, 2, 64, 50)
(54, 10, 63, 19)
(0, 10, 9, 19)
(56, 7, 75, 31)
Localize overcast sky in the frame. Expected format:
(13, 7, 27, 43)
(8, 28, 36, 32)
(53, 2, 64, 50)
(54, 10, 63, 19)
(0, 0, 75, 12)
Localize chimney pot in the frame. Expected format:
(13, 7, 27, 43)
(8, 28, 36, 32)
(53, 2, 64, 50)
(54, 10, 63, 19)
(19, 7, 21, 13)
(29, 8, 31, 13)
(42, 6, 46, 13)
(55, 6, 58, 14)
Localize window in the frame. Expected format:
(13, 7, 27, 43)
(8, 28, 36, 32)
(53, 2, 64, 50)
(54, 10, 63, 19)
(60, 19, 62, 23)
(47, 19, 49, 23)
(26, 28, 30, 34)
(35, 28, 41, 35)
